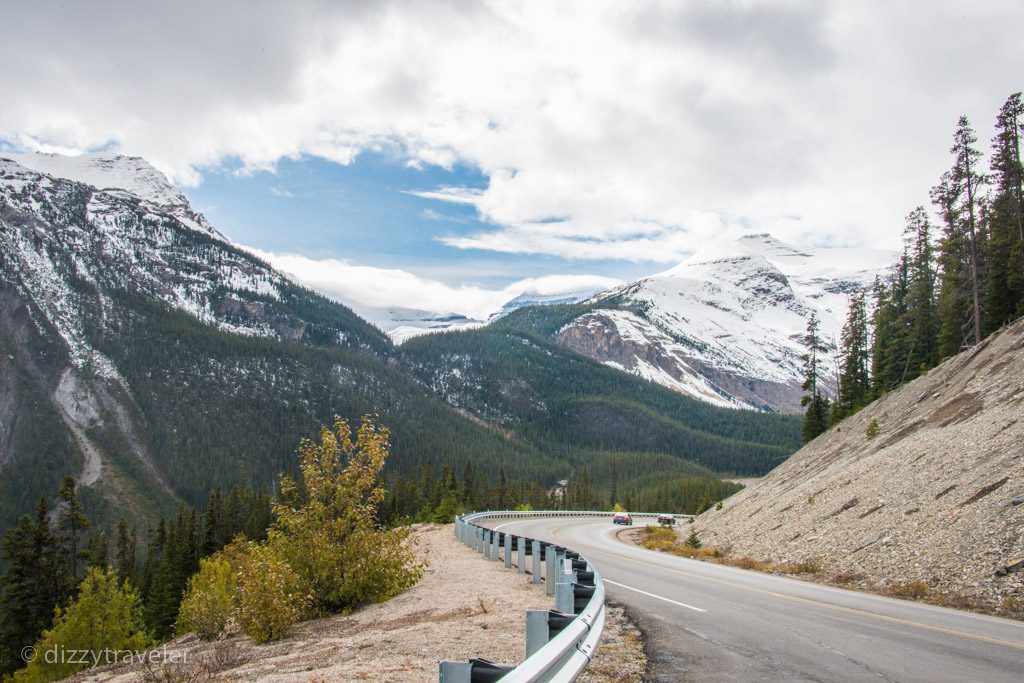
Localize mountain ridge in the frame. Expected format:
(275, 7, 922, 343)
(555, 234, 896, 413)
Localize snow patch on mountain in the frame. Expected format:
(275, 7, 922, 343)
(566, 309, 751, 410)
(0, 156, 319, 366)
(558, 233, 896, 413)
(7, 152, 223, 238)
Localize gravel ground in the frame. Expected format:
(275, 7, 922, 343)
(70, 523, 646, 682)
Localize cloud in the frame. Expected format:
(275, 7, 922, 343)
(3, 1, 1022, 261)
(248, 248, 621, 321)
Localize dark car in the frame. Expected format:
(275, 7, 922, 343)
(612, 512, 633, 525)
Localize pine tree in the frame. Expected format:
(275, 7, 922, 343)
(949, 116, 987, 344)
(833, 292, 871, 421)
(202, 487, 222, 556)
(984, 92, 1024, 329)
(55, 476, 90, 589)
(800, 313, 831, 443)
(932, 171, 973, 357)
(903, 207, 940, 376)
(0, 500, 65, 676)
(114, 519, 137, 587)
(83, 531, 109, 570)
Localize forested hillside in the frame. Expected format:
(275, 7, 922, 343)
(400, 308, 802, 484)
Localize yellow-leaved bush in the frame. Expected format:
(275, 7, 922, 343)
(175, 554, 237, 640)
(174, 415, 425, 644)
(235, 544, 308, 644)
(269, 416, 425, 616)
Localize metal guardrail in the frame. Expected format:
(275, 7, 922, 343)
(439, 510, 692, 682)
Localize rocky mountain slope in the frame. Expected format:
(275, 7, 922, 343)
(696, 317, 1024, 612)
(556, 235, 894, 413)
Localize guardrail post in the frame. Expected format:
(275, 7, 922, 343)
(439, 661, 472, 682)
(555, 571, 576, 614)
(525, 610, 548, 657)
(504, 533, 512, 569)
(480, 528, 487, 555)
(545, 545, 557, 596)
(517, 538, 526, 574)
(532, 540, 542, 584)
(490, 531, 499, 561)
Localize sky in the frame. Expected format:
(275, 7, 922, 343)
(2, 1, 1022, 320)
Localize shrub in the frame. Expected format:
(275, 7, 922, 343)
(270, 416, 425, 616)
(176, 555, 237, 640)
(715, 501, 723, 511)
(724, 556, 772, 572)
(888, 580, 929, 600)
(865, 419, 880, 439)
(14, 568, 151, 682)
(235, 544, 307, 644)
(697, 546, 723, 559)
(778, 559, 822, 574)
(641, 526, 677, 552)
(684, 529, 703, 549)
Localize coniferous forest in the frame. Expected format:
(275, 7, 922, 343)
(803, 93, 1024, 440)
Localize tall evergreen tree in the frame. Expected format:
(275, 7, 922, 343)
(83, 531, 109, 570)
(800, 313, 831, 443)
(0, 499, 65, 676)
(949, 116, 987, 344)
(55, 476, 90, 589)
(932, 171, 973, 357)
(832, 292, 871, 421)
(984, 92, 1024, 329)
(202, 487, 222, 556)
(903, 207, 940, 376)
(114, 518, 137, 587)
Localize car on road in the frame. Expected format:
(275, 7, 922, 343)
(657, 514, 676, 527)
(612, 512, 633, 525)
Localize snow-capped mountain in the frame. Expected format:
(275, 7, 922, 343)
(0, 154, 386, 371)
(555, 234, 896, 413)
(8, 153, 223, 239)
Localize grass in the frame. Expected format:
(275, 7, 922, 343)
(638, 526, 818, 574)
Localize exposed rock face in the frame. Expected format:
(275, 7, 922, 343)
(696, 317, 1024, 611)
(555, 310, 800, 412)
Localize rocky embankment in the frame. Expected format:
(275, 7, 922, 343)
(697, 318, 1024, 615)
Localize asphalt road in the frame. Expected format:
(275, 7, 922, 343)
(483, 516, 1024, 682)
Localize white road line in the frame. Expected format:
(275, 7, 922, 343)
(604, 579, 707, 613)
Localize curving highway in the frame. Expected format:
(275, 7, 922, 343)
(482, 516, 1024, 682)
